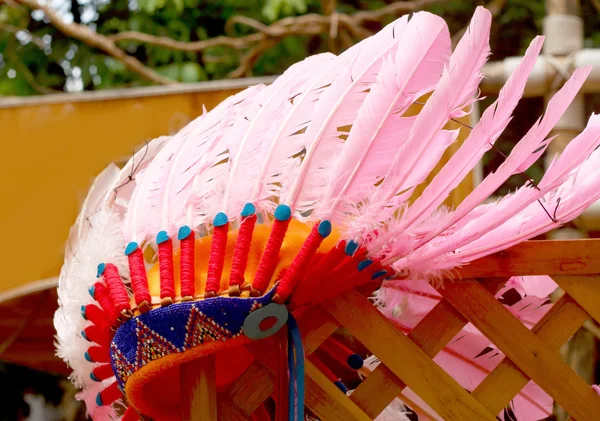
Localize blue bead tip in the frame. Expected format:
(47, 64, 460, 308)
(334, 380, 348, 394)
(213, 212, 228, 227)
(177, 225, 192, 240)
(347, 354, 364, 370)
(241, 203, 256, 217)
(371, 270, 387, 280)
(125, 242, 138, 256)
(345, 240, 359, 256)
(96, 263, 106, 278)
(357, 259, 373, 271)
(156, 230, 170, 244)
(274, 204, 291, 221)
(318, 220, 332, 237)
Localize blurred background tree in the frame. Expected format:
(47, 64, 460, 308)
(1, 0, 599, 96)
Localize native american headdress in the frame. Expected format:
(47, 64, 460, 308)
(56, 6, 600, 420)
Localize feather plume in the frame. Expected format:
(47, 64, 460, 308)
(348, 7, 492, 236)
(455, 131, 600, 263)
(221, 54, 336, 218)
(392, 36, 544, 235)
(104, 135, 170, 211)
(282, 14, 425, 216)
(249, 48, 386, 214)
(318, 13, 451, 222)
(408, 106, 600, 268)
(162, 85, 264, 229)
(391, 65, 592, 265)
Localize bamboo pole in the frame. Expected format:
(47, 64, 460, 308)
(544, 0, 584, 160)
(180, 354, 217, 421)
(543, 4, 596, 420)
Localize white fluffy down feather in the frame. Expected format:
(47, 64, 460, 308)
(54, 208, 126, 418)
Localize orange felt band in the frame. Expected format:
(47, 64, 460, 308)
(125, 336, 253, 421)
(144, 220, 340, 302)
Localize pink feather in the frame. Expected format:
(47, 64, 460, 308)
(104, 135, 170, 210)
(282, 14, 419, 215)
(248, 54, 359, 213)
(454, 129, 600, 262)
(395, 65, 592, 263)
(393, 36, 544, 235)
(353, 7, 492, 233)
(124, 123, 203, 242)
(318, 13, 451, 220)
(222, 53, 336, 218)
(163, 85, 264, 231)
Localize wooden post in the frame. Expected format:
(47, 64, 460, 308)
(180, 354, 217, 421)
(544, 0, 584, 161)
(543, 2, 596, 417)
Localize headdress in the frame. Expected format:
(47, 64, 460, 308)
(55, 6, 600, 420)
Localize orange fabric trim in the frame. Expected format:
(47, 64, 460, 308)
(143, 220, 340, 303)
(125, 336, 253, 420)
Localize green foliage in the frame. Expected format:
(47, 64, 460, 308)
(262, 0, 307, 22)
(1, 0, 600, 96)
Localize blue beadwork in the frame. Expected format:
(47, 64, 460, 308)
(110, 287, 276, 389)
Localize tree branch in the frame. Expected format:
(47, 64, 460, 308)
(1, 0, 451, 86)
(4, 0, 174, 85)
(106, 0, 448, 60)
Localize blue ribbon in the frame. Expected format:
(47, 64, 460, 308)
(287, 313, 304, 421)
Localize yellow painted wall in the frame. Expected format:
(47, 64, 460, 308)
(0, 78, 273, 295)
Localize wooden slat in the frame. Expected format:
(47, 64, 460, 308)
(553, 275, 600, 323)
(436, 278, 600, 420)
(228, 308, 339, 415)
(472, 294, 589, 415)
(224, 360, 275, 417)
(350, 278, 507, 418)
(216, 403, 251, 421)
(305, 360, 372, 421)
(296, 305, 340, 355)
(456, 239, 600, 278)
(328, 289, 497, 421)
(245, 334, 370, 421)
(180, 354, 217, 421)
